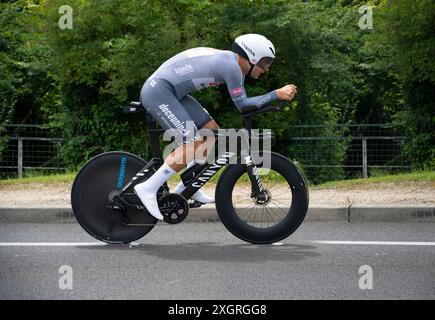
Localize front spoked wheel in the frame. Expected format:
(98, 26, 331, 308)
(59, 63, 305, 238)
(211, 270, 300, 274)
(215, 151, 309, 244)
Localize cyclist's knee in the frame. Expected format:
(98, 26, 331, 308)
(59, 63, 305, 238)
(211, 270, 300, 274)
(201, 119, 219, 130)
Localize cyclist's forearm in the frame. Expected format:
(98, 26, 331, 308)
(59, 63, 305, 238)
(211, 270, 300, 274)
(233, 90, 278, 113)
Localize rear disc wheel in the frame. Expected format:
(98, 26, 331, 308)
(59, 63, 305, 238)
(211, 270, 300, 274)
(71, 151, 157, 244)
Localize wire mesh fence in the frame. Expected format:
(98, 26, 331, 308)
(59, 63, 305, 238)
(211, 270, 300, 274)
(0, 125, 66, 178)
(287, 124, 410, 183)
(0, 123, 411, 181)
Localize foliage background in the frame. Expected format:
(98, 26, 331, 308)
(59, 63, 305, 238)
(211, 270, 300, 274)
(0, 0, 434, 183)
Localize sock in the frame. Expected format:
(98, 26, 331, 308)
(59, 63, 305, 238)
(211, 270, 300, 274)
(146, 162, 177, 192)
(134, 162, 177, 220)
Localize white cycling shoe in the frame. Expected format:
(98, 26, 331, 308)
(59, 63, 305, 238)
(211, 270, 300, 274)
(134, 182, 214, 221)
(173, 181, 215, 204)
(133, 162, 177, 221)
(190, 190, 215, 204)
(133, 182, 164, 220)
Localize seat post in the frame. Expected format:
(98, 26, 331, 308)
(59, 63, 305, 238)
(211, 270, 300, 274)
(243, 116, 253, 133)
(145, 112, 163, 159)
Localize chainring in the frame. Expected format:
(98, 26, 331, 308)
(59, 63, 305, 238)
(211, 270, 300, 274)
(158, 193, 189, 224)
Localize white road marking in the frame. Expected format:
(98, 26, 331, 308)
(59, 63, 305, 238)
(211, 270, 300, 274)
(1, 241, 435, 247)
(311, 241, 435, 246)
(272, 242, 284, 246)
(0, 242, 107, 247)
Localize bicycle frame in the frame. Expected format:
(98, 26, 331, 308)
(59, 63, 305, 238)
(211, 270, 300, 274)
(111, 102, 281, 209)
(178, 126, 273, 201)
(111, 136, 265, 209)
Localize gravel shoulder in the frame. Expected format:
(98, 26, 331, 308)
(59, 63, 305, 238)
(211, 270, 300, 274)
(1, 180, 434, 208)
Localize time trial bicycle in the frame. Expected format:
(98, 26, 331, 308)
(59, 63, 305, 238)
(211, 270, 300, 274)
(71, 101, 309, 244)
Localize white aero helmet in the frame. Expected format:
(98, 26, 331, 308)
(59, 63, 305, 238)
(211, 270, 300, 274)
(233, 33, 275, 70)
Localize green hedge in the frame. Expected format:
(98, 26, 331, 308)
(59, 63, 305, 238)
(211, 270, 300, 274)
(1, 0, 433, 182)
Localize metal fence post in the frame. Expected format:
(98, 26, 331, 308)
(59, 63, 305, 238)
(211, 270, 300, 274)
(18, 138, 23, 178)
(362, 138, 368, 178)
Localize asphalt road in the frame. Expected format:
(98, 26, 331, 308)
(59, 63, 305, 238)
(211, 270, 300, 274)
(0, 221, 434, 300)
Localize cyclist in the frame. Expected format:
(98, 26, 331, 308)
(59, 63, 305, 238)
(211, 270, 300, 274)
(134, 33, 297, 221)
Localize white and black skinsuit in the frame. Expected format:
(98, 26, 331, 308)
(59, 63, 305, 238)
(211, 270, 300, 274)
(140, 47, 278, 144)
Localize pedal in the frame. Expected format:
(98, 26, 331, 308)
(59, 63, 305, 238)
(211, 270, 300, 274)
(189, 200, 204, 208)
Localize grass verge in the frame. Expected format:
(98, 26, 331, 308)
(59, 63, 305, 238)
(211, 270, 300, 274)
(1, 170, 434, 190)
(312, 171, 435, 190)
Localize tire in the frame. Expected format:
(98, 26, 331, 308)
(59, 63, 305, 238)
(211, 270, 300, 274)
(71, 151, 157, 244)
(215, 151, 309, 244)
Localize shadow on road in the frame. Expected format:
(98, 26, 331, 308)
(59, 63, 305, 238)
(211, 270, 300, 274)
(77, 242, 320, 263)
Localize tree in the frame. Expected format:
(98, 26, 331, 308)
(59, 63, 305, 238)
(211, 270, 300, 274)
(378, 0, 435, 169)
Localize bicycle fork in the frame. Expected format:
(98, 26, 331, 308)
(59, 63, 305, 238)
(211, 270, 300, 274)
(243, 154, 268, 203)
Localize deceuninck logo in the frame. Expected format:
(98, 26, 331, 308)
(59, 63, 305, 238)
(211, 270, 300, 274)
(158, 104, 191, 138)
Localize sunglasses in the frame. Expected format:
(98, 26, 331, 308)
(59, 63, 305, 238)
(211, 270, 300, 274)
(256, 57, 274, 70)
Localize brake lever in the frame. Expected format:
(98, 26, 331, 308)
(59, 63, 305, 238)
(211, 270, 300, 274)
(278, 100, 287, 109)
(269, 100, 287, 112)
(242, 101, 287, 117)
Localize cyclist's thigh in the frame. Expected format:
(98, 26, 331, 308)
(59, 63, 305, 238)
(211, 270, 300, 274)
(140, 78, 200, 144)
(180, 95, 214, 129)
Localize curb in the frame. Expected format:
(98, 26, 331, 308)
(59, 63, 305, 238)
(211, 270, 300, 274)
(1, 206, 434, 223)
